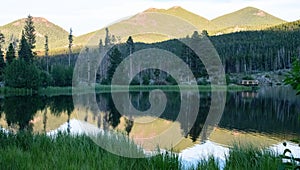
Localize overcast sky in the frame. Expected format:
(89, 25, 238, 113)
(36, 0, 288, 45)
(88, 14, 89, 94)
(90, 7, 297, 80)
(0, 0, 299, 35)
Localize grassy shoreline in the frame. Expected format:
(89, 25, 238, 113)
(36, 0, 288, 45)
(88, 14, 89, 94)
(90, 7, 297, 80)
(0, 131, 180, 169)
(0, 84, 253, 96)
(0, 131, 294, 170)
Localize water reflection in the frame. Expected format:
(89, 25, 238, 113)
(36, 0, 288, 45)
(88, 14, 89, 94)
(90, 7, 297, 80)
(0, 95, 75, 132)
(4, 96, 45, 131)
(220, 87, 300, 137)
(0, 87, 299, 151)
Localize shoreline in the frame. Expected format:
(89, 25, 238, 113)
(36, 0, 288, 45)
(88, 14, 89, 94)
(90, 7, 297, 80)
(0, 84, 254, 96)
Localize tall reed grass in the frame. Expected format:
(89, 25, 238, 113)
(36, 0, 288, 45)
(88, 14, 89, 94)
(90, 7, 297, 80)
(0, 130, 290, 170)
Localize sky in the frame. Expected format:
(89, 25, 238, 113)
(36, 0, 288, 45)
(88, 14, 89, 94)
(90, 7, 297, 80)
(0, 0, 299, 36)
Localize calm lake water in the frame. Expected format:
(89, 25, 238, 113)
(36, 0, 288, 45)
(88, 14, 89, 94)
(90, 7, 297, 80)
(0, 86, 299, 151)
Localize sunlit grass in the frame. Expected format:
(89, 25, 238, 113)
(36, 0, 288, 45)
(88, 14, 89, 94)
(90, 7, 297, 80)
(0, 130, 181, 170)
(195, 156, 220, 170)
(0, 130, 291, 170)
(224, 144, 281, 170)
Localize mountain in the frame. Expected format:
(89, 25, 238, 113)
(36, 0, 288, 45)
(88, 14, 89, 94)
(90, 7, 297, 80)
(0, 17, 69, 54)
(211, 7, 286, 34)
(74, 7, 204, 47)
(75, 6, 287, 47)
(144, 6, 211, 31)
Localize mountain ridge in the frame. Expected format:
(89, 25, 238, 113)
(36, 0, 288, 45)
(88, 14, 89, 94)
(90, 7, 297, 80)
(0, 6, 292, 54)
(0, 17, 69, 53)
(210, 6, 286, 34)
(74, 6, 287, 47)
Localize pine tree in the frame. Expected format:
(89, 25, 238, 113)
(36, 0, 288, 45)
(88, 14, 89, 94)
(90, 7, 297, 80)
(111, 35, 116, 44)
(201, 30, 209, 37)
(104, 28, 111, 46)
(24, 15, 36, 51)
(68, 28, 73, 67)
(126, 36, 134, 55)
(99, 39, 103, 51)
(0, 58, 5, 81)
(6, 43, 16, 64)
(126, 36, 135, 83)
(0, 33, 5, 79)
(18, 31, 33, 62)
(45, 35, 49, 72)
(0, 32, 4, 48)
(107, 47, 122, 82)
(191, 31, 200, 39)
(4, 59, 41, 89)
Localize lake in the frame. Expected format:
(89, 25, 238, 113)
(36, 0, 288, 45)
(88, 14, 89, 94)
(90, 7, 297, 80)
(0, 86, 299, 153)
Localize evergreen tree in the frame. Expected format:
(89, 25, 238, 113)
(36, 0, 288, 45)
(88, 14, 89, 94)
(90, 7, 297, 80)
(99, 39, 103, 51)
(45, 35, 49, 72)
(126, 36, 134, 55)
(191, 31, 200, 39)
(68, 28, 73, 67)
(0, 33, 5, 79)
(201, 30, 209, 37)
(126, 36, 135, 83)
(6, 43, 16, 64)
(24, 15, 36, 51)
(111, 35, 116, 44)
(107, 47, 122, 82)
(0, 32, 4, 48)
(18, 31, 33, 62)
(104, 28, 111, 46)
(51, 65, 73, 87)
(4, 59, 41, 89)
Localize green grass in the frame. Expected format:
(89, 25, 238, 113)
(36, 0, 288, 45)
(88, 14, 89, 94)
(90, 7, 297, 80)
(224, 144, 281, 170)
(0, 84, 253, 96)
(193, 144, 286, 170)
(0, 130, 294, 170)
(0, 130, 181, 170)
(41, 84, 252, 95)
(38, 86, 74, 96)
(195, 156, 220, 170)
(0, 87, 36, 96)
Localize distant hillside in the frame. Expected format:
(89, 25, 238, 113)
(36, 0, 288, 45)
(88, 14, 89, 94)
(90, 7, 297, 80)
(75, 6, 287, 47)
(144, 6, 211, 31)
(268, 20, 300, 31)
(211, 7, 286, 34)
(74, 9, 200, 47)
(75, 6, 210, 46)
(0, 17, 69, 54)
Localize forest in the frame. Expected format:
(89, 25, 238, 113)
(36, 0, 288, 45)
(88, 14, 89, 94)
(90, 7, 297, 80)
(0, 16, 300, 89)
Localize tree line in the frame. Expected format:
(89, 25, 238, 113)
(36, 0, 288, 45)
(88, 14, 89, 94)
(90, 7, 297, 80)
(95, 27, 300, 85)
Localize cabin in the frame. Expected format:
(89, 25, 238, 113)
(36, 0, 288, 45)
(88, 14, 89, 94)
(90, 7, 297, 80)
(241, 80, 259, 86)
